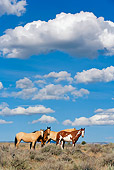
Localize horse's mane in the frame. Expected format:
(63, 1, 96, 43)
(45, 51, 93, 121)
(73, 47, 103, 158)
(44, 129, 46, 133)
(32, 127, 51, 134)
(32, 130, 38, 133)
(43, 127, 51, 133)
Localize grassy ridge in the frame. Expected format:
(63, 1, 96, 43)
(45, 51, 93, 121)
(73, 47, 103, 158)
(0, 142, 114, 170)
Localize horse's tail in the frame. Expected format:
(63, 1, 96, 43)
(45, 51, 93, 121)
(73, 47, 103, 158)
(14, 136, 17, 147)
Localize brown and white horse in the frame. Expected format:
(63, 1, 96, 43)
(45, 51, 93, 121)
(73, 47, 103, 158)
(15, 129, 44, 149)
(45, 128, 76, 144)
(56, 128, 85, 149)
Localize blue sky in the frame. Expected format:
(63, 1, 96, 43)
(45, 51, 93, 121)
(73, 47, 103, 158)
(0, 0, 114, 143)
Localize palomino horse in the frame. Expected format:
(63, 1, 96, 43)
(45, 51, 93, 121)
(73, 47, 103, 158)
(30, 127, 51, 148)
(15, 129, 43, 149)
(45, 128, 76, 144)
(56, 128, 85, 149)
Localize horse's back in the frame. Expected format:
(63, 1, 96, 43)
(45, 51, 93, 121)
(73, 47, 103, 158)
(49, 131, 58, 141)
(16, 132, 25, 140)
(16, 132, 37, 142)
(63, 128, 76, 132)
(16, 132, 24, 136)
(57, 130, 66, 138)
(16, 132, 34, 138)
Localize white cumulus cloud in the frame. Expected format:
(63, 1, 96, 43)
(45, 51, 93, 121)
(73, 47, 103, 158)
(32, 84, 75, 100)
(1, 12, 114, 59)
(63, 108, 114, 126)
(0, 0, 27, 16)
(0, 82, 3, 89)
(0, 119, 13, 124)
(34, 80, 46, 85)
(12, 87, 37, 99)
(31, 115, 57, 124)
(1, 76, 89, 101)
(71, 88, 90, 99)
(44, 71, 73, 83)
(0, 102, 9, 109)
(75, 66, 114, 83)
(0, 105, 54, 116)
(16, 77, 34, 89)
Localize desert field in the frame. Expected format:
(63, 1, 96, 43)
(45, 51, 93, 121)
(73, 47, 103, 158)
(0, 142, 114, 170)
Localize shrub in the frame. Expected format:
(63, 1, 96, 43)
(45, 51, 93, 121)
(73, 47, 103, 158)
(89, 144, 102, 153)
(59, 154, 72, 162)
(35, 155, 46, 162)
(39, 160, 64, 170)
(81, 141, 86, 145)
(11, 158, 29, 170)
(0, 150, 9, 167)
(101, 154, 114, 166)
(41, 144, 62, 156)
(1, 143, 114, 170)
(79, 163, 95, 170)
(29, 151, 36, 160)
(0, 145, 9, 152)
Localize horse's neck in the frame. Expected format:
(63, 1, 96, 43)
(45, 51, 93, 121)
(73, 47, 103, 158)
(44, 130, 47, 136)
(75, 130, 81, 138)
(44, 130, 50, 137)
(35, 131, 40, 136)
(73, 130, 78, 134)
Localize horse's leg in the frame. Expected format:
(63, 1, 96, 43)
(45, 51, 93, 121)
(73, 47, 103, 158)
(60, 140, 64, 149)
(32, 141, 36, 150)
(47, 138, 51, 144)
(73, 143, 75, 147)
(72, 140, 75, 147)
(56, 138, 59, 145)
(41, 140, 44, 147)
(16, 140, 21, 148)
(30, 142, 32, 149)
(63, 141, 65, 149)
(14, 137, 17, 147)
(33, 142, 36, 149)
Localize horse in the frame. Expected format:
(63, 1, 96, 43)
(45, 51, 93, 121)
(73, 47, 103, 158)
(63, 128, 76, 132)
(44, 128, 76, 144)
(56, 128, 85, 149)
(30, 127, 51, 148)
(15, 129, 44, 149)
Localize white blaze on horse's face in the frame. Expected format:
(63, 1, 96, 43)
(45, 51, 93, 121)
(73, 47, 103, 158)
(82, 129, 85, 138)
(40, 130, 43, 137)
(47, 128, 50, 135)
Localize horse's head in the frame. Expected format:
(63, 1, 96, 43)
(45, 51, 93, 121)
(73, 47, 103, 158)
(40, 129, 44, 137)
(43, 127, 51, 140)
(47, 126, 51, 135)
(81, 128, 85, 138)
(40, 127, 51, 147)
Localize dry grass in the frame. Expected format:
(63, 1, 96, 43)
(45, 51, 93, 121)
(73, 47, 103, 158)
(0, 142, 114, 170)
